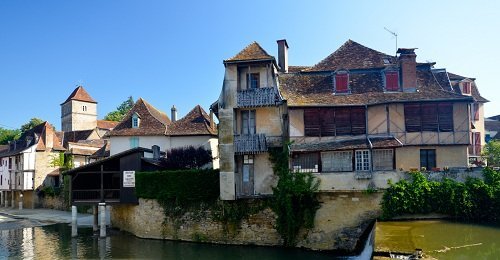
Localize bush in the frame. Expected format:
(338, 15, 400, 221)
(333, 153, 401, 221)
(164, 146, 212, 169)
(381, 169, 500, 223)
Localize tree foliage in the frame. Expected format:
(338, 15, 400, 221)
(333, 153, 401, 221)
(0, 128, 21, 144)
(483, 140, 500, 167)
(20, 118, 45, 133)
(164, 146, 213, 169)
(104, 96, 134, 121)
(269, 146, 321, 247)
(381, 169, 500, 224)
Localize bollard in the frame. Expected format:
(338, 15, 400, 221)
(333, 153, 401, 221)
(99, 203, 106, 237)
(18, 193, 23, 210)
(71, 205, 78, 237)
(93, 205, 99, 232)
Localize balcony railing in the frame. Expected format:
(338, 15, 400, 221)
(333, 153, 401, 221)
(237, 87, 282, 108)
(234, 134, 283, 154)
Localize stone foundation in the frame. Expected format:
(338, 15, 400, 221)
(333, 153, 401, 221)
(111, 192, 382, 251)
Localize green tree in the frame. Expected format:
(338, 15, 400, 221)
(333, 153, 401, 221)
(0, 128, 21, 144)
(20, 118, 45, 133)
(104, 96, 134, 122)
(483, 140, 500, 167)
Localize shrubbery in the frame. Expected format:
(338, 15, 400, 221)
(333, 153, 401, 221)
(381, 168, 500, 223)
(164, 146, 212, 169)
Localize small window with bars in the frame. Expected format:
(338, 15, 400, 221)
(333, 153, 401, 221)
(243, 155, 254, 164)
(373, 149, 394, 171)
(292, 153, 319, 173)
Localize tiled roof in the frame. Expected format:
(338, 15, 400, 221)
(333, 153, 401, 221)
(107, 98, 171, 136)
(224, 42, 274, 63)
(0, 122, 65, 157)
(308, 40, 397, 71)
(167, 105, 217, 136)
(290, 136, 402, 152)
(288, 66, 311, 73)
(280, 69, 471, 107)
(90, 141, 110, 158)
(63, 130, 94, 146)
(62, 86, 97, 104)
(448, 72, 488, 103)
(97, 120, 119, 130)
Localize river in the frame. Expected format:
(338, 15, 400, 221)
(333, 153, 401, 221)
(0, 222, 374, 259)
(375, 220, 500, 259)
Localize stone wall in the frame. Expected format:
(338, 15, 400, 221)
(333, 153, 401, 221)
(39, 195, 67, 211)
(111, 192, 382, 252)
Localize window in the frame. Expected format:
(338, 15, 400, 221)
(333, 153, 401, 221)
(243, 155, 254, 164)
(471, 132, 481, 156)
(420, 149, 436, 169)
(304, 107, 366, 137)
(385, 71, 399, 91)
(321, 151, 352, 172)
(335, 72, 349, 93)
(132, 113, 140, 128)
(355, 150, 370, 171)
(241, 110, 256, 135)
(472, 103, 480, 121)
(462, 82, 471, 94)
(129, 137, 139, 148)
(82, 105, 87, 112)
(404, 103, 454, 132)
(292, 153, 319, 173)
(373, 149, 394, 171)
(246, 73, 260, 89)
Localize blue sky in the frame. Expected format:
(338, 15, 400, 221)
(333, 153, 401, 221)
(1, 1, 499, 130)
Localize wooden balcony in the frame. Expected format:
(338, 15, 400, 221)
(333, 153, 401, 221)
(237, 87, 282, 108)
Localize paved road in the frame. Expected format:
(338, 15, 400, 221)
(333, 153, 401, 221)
(0, 207, 111, 230)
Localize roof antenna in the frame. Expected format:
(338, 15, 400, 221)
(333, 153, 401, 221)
(384, 27, 398, 54)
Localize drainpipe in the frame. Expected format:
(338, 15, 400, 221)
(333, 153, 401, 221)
(365, 105, 374, 174)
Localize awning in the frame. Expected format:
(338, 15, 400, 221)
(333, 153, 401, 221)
(290, 136, 403, 152)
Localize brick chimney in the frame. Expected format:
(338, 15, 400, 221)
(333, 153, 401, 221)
(397, 48, 417, 92)
(277, 39, 289, 73)
(44, 124, 54, 149)
(171, 105, 177, 122)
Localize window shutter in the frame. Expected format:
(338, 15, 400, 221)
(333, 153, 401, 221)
(350, 107, 366, 135)
(463, 82, 471, 94)
(335, 107, 351, 135)
(385, 71, 399, 91)
(304, 109, 321, 136)
(320, 108, 335, 136)
(404, 104, 421, 132)
(335, 74, 349, 93)
(421, 103, 438, 131)
(473, 103, 480, 121)
(474, 132, 481, 155)
(438, 103, 454, 132)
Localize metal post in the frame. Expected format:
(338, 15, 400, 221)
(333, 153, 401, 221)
(71, 205, 78, 237)
(99, 202, 106, 237)
(18, 193, 23, 210)
(93, 205, 99, 232)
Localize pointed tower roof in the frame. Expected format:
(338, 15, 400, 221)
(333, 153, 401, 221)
(167, 105, 217, 136)
(62, 86, 97, 105)
(107, 98, 171, 136)
(309, 40, 396, 71)
(224, 41, 274, 63)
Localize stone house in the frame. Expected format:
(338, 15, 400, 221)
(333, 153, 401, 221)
(0, 122, 65, 208)
(214, 39, 487, 200)
(107, 98, 219, 168)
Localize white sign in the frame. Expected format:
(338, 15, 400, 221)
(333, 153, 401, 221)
(123, 171, 136, 187)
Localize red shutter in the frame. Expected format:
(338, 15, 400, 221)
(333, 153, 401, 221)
(474, 132, 481, 155)
(385, 71, 399, 91)
(350, 107, 366, 135)
(463, 82, 471, 94)
(473, 103, 480, 121)
(335, 74, 348, 93)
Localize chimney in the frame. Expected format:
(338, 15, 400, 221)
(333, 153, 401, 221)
(44, 125, 53, 149)
(277, 39, 289, 73)
(397, 48, 417, 92)
(171, 105, 177, 122)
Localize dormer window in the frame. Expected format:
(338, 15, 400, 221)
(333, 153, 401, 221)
(246, 73, 260, 89)
(462, 81, 471, 94)
(334, 71, 349, 94)
(132, 113, 140, 128)
(384, 70, 399, 91)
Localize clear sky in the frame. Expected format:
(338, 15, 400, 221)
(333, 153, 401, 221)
(1, 1, 498, 130)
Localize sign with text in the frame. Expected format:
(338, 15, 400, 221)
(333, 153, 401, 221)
(123, 171, 136, 187)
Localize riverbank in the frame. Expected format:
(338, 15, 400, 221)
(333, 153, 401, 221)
(0, 207, 110, 228)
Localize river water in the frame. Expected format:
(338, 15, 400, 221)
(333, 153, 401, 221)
(376, 220, 500, 259)
(0, 223, 373, 259)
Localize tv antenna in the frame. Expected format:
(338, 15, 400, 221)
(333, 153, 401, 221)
(384, 27, 398, 54)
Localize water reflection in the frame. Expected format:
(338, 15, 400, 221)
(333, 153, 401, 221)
(0, 224, 371, 259)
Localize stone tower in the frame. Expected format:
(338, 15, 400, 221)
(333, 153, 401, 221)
(61, 86, 97, 132)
